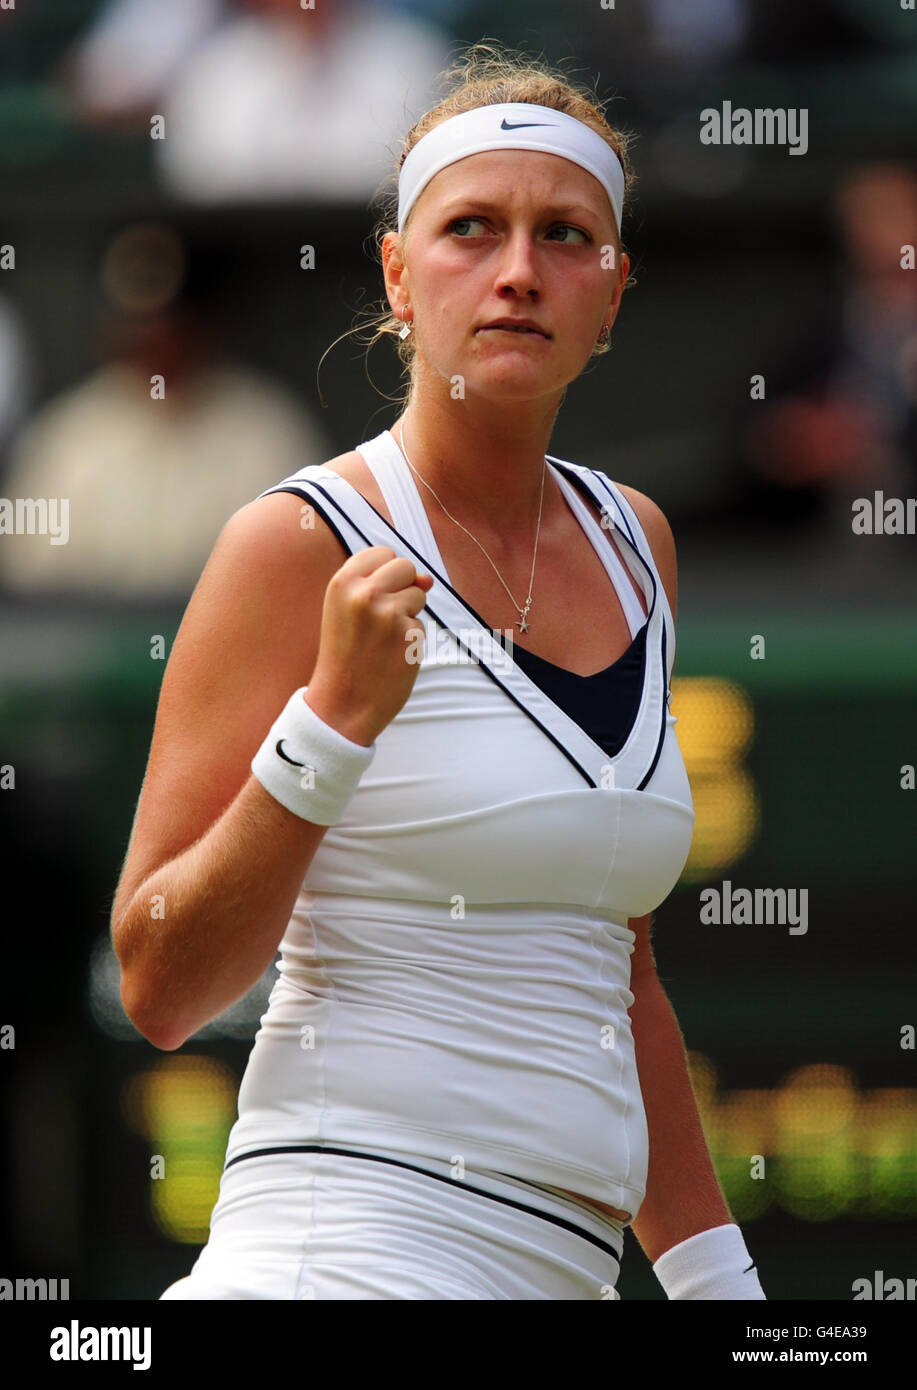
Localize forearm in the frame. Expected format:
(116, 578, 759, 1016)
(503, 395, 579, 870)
(629, 971, 732, 1263)
(115, 774, 330, 1050)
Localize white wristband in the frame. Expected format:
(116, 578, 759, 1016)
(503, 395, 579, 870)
(250, 686, 376, 825)
(652, 1224, 767, 1300)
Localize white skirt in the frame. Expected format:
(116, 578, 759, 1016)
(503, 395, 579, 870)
(159, 1143, 626, 1300)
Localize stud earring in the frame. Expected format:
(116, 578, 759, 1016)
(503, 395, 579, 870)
(398, 306, 412, 340)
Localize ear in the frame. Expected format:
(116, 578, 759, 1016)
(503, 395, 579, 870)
(605, 250, 631, 327)
(382, 232, 409, 315)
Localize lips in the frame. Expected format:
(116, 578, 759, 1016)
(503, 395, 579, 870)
(478, 321, 549, 338)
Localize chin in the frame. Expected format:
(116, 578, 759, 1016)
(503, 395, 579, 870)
(469, 357, 571, 393)
(461, 380, 568, 409)
(424, 346, 570, 401)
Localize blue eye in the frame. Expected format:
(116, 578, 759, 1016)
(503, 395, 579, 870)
(548, 225, 589, 244)
(447, 218, 589, 243)
(448, 217, 486, 236)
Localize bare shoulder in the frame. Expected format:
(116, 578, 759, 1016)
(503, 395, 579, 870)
(109, 467, 355, 934)
(318, 448, 395, 524)
(614, 483, 678, 624)
(222, 446, 371, 573)
(323, 449, 372, 474)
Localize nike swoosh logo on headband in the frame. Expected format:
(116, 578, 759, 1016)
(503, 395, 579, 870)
(500, 118, 557, 130)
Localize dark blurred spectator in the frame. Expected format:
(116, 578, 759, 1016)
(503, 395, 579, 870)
(739, 163, 917, 528)
(741, 0, 877, 62)
(0, 224, 332, 600)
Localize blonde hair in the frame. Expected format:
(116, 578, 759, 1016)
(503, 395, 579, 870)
(339, 40, 638, 410)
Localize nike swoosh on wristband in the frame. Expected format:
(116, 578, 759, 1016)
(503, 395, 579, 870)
(275, 739, 306, 768)
(500, 118, 557, 130)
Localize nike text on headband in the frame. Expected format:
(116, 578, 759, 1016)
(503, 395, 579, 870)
(397, 103, 625, 237)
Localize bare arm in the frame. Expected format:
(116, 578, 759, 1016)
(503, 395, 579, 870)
(111, 485, 432, 1052)
(627, 915, 733, 1263)
(111, 492, 353, 1051)
(620, 499, 729, 1259)
(115, 768, 333, 1051)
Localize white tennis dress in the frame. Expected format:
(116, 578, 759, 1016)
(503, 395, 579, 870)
(161, 427, 696, 1300)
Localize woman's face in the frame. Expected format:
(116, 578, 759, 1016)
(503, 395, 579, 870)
(383, 148, 630, 404)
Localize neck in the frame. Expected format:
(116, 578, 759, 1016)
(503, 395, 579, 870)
(394, 379, 566, 539)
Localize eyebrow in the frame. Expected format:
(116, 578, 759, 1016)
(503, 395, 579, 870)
(437, 198, 602, 221)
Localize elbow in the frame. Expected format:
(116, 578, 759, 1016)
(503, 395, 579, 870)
(148, 1029, 188, 1053)
(126, 993, 188, 1052)
(112, 903, 188, 1052)
(118, 959, 188, 1052)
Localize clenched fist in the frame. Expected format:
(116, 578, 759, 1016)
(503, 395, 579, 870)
(304, 546, 434, 746)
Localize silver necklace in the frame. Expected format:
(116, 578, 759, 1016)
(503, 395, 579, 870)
(396, 415, 547, 633)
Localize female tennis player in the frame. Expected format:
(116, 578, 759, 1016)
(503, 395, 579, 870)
(112, 44, 766, 1300)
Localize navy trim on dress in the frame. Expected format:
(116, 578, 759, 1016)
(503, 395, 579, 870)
(263, 481, 602, 789)
(223, 1143, 624, 1264)
(260, 468, 665, 793)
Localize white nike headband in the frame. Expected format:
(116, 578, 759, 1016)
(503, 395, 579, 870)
(397, 102, 625, 237)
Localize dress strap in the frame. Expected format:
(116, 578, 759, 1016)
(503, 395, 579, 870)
(354, 431, 451, 581)
(551, 469, 648, 640)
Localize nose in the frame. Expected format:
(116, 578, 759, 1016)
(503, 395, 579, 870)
(494, 228, 542, 299)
